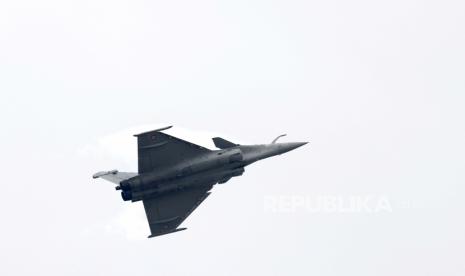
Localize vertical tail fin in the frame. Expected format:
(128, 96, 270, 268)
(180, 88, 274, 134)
(212, 137, 238, 149)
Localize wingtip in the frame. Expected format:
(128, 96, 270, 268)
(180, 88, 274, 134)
(147, 227, 187, 238)
(133, 125, 173, 137)
(92, 171, 104, 179)
(92, 170, 118, 179)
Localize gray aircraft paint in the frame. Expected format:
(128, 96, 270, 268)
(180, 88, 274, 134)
(94, 126, 307, 238)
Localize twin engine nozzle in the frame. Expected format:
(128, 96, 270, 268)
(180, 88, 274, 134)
(117, 179, 133, 201)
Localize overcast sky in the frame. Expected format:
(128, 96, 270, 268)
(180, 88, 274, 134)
(1, 0, 464, 275)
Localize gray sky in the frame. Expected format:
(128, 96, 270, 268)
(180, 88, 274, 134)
(1, 0, 464, 275)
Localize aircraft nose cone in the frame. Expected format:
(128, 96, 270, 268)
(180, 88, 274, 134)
(279, 142, 308, 154)
(242, 142, 308, 165)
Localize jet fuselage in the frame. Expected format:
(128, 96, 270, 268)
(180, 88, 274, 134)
(119, 142, 306, 202)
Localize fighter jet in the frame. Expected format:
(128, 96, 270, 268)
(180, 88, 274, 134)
(93, 126, 307, 238)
